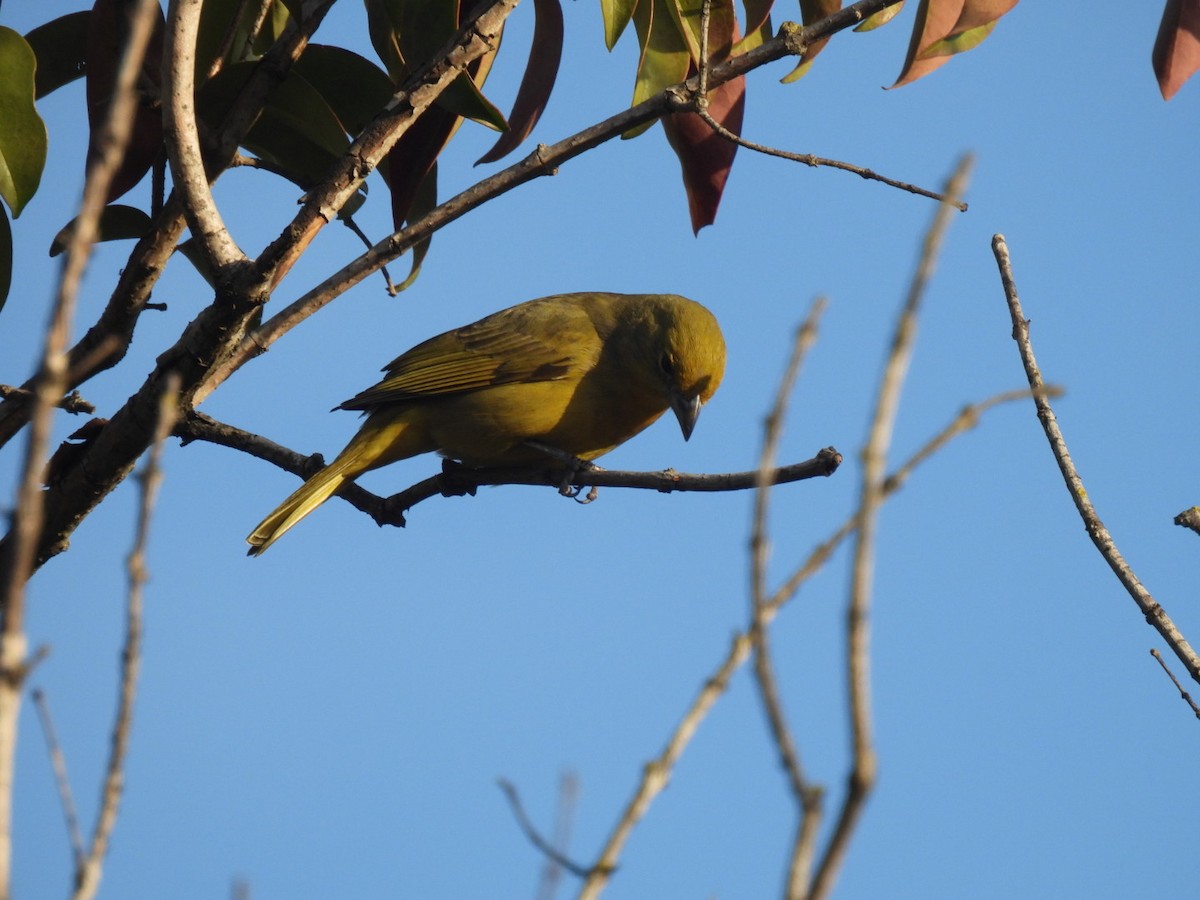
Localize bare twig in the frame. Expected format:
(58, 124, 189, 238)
(574, 383, 1029, 899)
(696, 0, 963, 211)
(809, 154, 972, 900)
(767, 387, 1051, 617)
(72, 375, 179, 900)
(577, 631, 752, 900)
(537, 772, 580, 900)
(31, 688, 86, 866)
(497, 779, 589, 879)
(0, 0, 163, 891)
(1150, 650, 1200, 719)
(992, 235, 1200, 686)
(0, 387, 94, 415)
(749, 301, 827, 897)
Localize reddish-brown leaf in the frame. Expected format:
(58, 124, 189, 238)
(383, 105, 459, 231)
(476, 0, 564, 164)
(891, 0, 1017, 88)
(1154, 0, 1200, 100)
(85, 0, 165, 202)
(662, 72, 745, 234)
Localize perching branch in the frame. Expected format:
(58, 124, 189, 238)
(177, 407, 842, 532)
(992, 234, 1200, 687)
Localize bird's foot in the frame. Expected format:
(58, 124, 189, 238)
(439, 458, 479, 497)
(523, 441, 603, 500)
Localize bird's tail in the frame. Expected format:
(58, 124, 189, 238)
(246, 454, 360, 556)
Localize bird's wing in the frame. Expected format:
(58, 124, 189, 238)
(338, 301, 596, 410)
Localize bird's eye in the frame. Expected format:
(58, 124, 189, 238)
(659, 353, 675, 376)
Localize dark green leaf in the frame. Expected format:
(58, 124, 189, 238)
(372, 0, 507, 130)
(49, 203, 152, 256)
(0, 203, 11, 313)
(383, 103, 458, 229)
(0, 26, 48, 217)
(294, 44, 395, 136)
(200, 63, 348, 187)
(25, 11, 90, 98)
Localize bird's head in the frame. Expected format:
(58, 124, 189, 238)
(646, 296, 727, 441)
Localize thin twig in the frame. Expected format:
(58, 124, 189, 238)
(72, 374, 179, 900)
(749, 300, 827, 897)
(1150, 650, 1200, 719)
(767, 387, 1052, 616)
(577, 631, 753, 900)
(0, 386, 94, 415)
(536, 772, 580, 900)
(31, 688, 86, 866)
(497, 779, 589, 879)
(696, 0, 963, 210)
(204, 0, 259, 79)
(574, 382, 1031, 899)
(809, 154, 972, 900)
(992, 235, 1200, 686)
(0, 0, 163, 891)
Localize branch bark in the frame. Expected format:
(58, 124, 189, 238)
(993, 234, 1200, 686)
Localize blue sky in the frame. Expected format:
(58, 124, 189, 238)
(3, 1, 1199, 898)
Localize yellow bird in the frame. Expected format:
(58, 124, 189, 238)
(246, 292, 726, 555)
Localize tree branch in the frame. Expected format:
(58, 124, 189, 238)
(71, 376, 178, 900)
(196, 0, 911, 400)
(749, 300, 827, 897)
(809, 155, 972, 900)
(163, 0, 248, 272)
(696, 0, 963, 211)
(496, 778, 589, 879)
(992, 233, 1200, 686)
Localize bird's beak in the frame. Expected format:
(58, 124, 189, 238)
(671, 392, 702, 441)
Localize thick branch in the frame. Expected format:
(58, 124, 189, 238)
(0, 0, 336, 448)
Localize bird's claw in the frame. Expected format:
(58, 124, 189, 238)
(523, 441, 602, 500)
